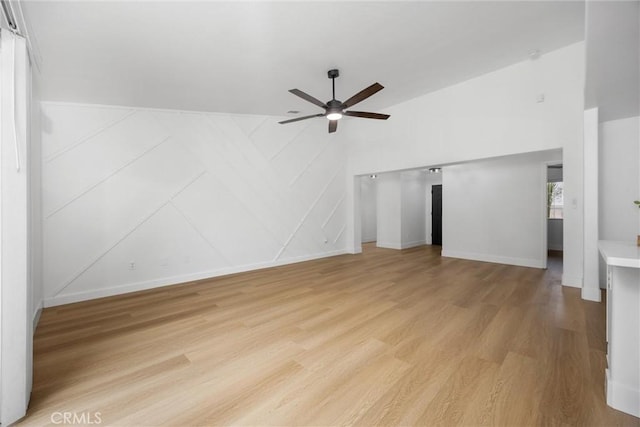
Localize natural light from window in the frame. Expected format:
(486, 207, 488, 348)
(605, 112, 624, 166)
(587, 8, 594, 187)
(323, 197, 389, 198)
(547, 182, 563, 219)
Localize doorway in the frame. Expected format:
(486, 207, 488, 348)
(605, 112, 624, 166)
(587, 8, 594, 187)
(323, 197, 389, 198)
(546, 164, 563, 268)
(431, 184, 442, 245)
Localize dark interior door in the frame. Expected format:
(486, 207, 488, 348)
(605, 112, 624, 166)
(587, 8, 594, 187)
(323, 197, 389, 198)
(432, 185, 442, 246)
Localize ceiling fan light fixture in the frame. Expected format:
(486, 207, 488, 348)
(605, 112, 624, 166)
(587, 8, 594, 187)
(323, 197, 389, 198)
(280, 69, 389, 133)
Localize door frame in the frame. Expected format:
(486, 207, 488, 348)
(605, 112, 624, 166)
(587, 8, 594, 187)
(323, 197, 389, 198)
(0, 30, 31, 426)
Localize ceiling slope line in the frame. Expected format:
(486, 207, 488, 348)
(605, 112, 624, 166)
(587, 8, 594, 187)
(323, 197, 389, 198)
(44, 109, 137, 163)
(273, 165, 344, 262)
(50, 170, 207, 298)
(45, 136, 171, 219)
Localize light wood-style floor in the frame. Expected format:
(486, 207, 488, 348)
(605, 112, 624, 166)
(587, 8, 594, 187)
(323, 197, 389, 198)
(21, 244, 639, 426)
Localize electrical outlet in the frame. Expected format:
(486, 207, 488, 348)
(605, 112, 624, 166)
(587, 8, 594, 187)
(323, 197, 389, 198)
(128, 262, 135, 270)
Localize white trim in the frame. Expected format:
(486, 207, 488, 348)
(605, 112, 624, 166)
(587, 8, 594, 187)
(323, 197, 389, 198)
(582, 108, 600, 303)
(606, 368, 640, 417)
(376, 241, 403, 250)
(275, 166, 343, 261)
(441, 249, 544, 269)
(44, 250, 347, 307)
(10, 2, 42, 72)
(49, 170, 208, 298)
(0, 31, 30, 425)
(32, 303, 42, 333)
(401, 240, 427, 249)
(581, 286, 601, 302)
(541, 163, 548, 269)
(562, 274, 583, 288)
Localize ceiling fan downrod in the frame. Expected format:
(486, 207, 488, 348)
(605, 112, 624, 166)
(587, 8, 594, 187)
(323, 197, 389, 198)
(328, 69, 339, 101)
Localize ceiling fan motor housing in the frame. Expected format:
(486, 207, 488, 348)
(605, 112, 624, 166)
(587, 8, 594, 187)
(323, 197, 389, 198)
(327, 99, 343, 111)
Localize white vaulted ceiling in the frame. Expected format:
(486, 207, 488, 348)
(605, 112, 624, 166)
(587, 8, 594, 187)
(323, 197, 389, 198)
(24, 1, 585, 116)
(584, 0, 640, 122)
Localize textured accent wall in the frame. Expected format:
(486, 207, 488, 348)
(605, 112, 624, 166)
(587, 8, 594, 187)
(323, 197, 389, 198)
(41, 102, 347, 306)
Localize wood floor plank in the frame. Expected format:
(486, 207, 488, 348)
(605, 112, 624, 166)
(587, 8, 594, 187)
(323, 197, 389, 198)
(18, 244, 640, 426)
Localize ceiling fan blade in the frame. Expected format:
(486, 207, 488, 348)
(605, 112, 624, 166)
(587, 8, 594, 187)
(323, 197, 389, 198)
(342, 83, 384, 108)
(328, 120, 337, 133)
(344, 111, 390, 120)
(279, 113, 325, 124)
(289, 89, 327, 108)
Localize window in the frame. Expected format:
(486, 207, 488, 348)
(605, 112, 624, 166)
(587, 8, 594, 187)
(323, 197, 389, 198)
(547, 182, 563, 219)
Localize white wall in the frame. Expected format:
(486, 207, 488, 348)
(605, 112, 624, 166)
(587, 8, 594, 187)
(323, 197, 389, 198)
(375, 171, 428, 250)
(375, 173, 402, 249)
(359, 176, 377, 243)
(583, 108, 600, 301)
(40, 102, 348, 306)
(30, 70, 43, 326)
(548, 220, 563, 251)
(599, 115, 640, 284)
(401, 171, 427, 248)
(346, 42, 585, 287)
(599, 116, 640, 241)
(584, 0, 640, 122)
(442, 151, 561, 268)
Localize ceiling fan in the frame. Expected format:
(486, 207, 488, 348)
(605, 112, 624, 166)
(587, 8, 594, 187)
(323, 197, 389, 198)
(279, 69, 390, 133)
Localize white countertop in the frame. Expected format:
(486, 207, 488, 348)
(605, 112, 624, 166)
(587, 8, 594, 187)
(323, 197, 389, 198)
(599, 240, 640, 268)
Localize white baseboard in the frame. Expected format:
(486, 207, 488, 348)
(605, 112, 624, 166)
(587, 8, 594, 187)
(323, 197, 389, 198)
(606, 368, 640, 417)
(581, 286, 602, 302)
(44, 249, 348, 307)
(562, 274, 583, 288)
(32, 302, 43, 333)
(441, 249, 544, 269)
(377, 240, 427, 250)
(376, 241, 403, 250)
(401, 240, 427, 249)
(348, 245, 363, 254)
